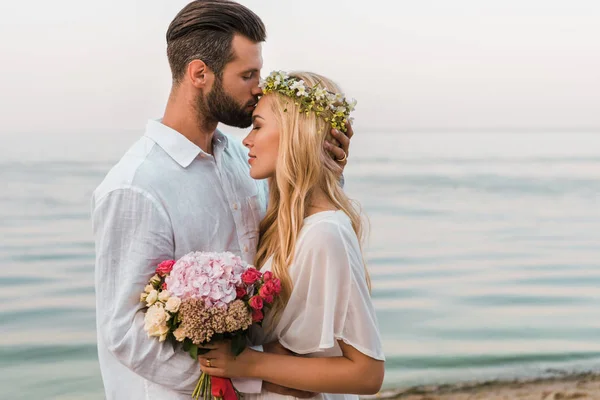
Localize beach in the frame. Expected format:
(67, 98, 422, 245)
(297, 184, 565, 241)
(367, 373, 600, 400)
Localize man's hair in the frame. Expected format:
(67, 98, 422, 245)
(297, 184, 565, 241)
(166, 0, 266, 83)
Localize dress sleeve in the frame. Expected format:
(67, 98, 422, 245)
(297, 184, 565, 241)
(275, 220, 385, 361)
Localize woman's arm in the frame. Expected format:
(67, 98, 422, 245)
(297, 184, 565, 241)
(200, 340, 385, 395)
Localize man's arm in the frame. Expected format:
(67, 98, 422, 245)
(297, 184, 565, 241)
(325, 123, 353, 170)
(325, 123, 353, 187)
(92, 187, 200, 393)
(261, 342, 316, 398)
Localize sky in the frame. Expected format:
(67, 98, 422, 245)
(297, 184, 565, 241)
(1, 0, 599, 138)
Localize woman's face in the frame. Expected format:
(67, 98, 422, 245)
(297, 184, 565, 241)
(243, 96, 280, 180)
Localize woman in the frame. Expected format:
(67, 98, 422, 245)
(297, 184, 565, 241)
(200, 71, 385, 398)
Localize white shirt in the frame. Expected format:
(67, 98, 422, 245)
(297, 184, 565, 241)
(247, 210, 385, 400)
(91, 120, 267, 400)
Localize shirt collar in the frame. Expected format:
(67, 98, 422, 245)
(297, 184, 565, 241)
(144, 119, 229, 168)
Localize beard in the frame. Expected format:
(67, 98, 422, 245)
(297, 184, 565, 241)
(196, 78, 257, 128)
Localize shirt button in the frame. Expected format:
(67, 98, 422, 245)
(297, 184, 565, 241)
(233, 203, 239, 210)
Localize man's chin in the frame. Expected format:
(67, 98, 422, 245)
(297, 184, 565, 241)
(220, 114, 253, 129)
(224, 120, 252, 129)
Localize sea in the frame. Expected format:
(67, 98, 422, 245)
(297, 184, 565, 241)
(1, 130, 599, 399)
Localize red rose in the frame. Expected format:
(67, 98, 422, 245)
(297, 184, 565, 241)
(161, 282, 168, 290)
(249, 295, 264, 310)
(242, 268, 262, 285)
(259, 284, 273, 298)
(270, 279, 282, 295)
(262, 271, 273, 281)
(156, 260, 175, 276)
(252, 308, 264, 322)
(263, 295, 274, 304)
(236, 286, 246, 299)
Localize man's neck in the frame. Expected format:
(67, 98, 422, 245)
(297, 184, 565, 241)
(162, 92, 218, 155)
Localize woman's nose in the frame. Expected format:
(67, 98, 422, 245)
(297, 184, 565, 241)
(242, 135, 251, 148)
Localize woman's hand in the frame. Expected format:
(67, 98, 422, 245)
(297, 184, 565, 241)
(199, 341, 257, 379)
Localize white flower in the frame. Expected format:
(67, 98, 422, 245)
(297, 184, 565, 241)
(314, 87, 328, 100)
(348, 99, 357, 111)
(143, 303, 170, 339)
(274, 70, 288, 83)
(165, 296, 182, 313)
(140, 292, 148, 302)
(158, 290, 171, 303)
(173, 327, 186, 342)
(290, 80, 307, 97)
(336, 106, 347, 114)
(144, 284, 153, 294)
(146, 290, 158, 307)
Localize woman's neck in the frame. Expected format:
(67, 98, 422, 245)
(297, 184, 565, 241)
(306, 188, 337, 217)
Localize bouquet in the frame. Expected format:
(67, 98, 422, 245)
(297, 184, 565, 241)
(140, 251, 281, 400)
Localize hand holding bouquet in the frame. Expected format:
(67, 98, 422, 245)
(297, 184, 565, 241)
(140, 251, 281, 400)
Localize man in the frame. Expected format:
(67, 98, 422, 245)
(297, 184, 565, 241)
(92, 1, 351, 399)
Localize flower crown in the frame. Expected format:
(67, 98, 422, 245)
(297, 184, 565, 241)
(259, 71, 356, 133)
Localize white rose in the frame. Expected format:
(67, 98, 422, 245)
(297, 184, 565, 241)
(165, 296, 182, 313)
(173, 327, 186, 342)
(144, 284, 154, 294)
(143, 303, 170, 338)
(140, 292, 148, 302)
(146, 290, 158, 307)
(158, 290, 171, 303)
(150, 274, 161, 286)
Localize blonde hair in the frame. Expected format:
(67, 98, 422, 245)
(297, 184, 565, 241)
(254, 72, 371, 329)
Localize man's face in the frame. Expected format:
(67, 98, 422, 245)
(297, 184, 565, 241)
(197, 34, 263, 128)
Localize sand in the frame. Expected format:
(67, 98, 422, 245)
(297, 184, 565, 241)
(365, 373, 600, 400)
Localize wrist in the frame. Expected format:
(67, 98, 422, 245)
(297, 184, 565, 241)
(245, 348, 262, 379)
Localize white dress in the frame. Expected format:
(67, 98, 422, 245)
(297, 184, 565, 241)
(246, 210, 386, 400)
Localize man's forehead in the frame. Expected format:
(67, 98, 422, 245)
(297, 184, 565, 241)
(230, 34, 263, 68)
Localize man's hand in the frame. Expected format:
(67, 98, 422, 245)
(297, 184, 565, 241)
(263, 381, 316, 398)
(324, 122, 354, 170)
(262, 341, 317, 398)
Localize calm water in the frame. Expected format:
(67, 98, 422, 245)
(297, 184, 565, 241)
(1, 132, 599, 399)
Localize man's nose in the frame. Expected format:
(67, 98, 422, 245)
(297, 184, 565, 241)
(251, 85, 263, 97)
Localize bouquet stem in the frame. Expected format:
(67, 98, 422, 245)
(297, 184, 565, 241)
(192, 372, 211, 400)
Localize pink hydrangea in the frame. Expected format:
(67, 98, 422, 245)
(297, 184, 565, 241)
(165, 251, 247, 308)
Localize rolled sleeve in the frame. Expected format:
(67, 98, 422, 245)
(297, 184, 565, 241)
(92, 187, 201, 393)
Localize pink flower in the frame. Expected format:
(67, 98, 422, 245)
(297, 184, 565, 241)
(262, 271, 273, 282)
(249, 295, 263, 310)
(164, 251, 246, 307)
(262, 294, 274, 304)
(259, 284, 273, 298)
(156, 260, 175, 276)
(268, 279, 282, 295)
(242, 268, 262, 285)
(252, 309, 264, 322)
